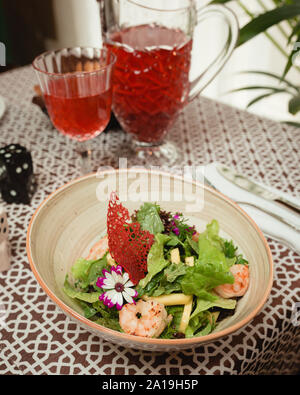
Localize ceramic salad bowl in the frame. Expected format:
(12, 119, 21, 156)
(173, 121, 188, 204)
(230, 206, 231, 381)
(27, 169, 273, 351)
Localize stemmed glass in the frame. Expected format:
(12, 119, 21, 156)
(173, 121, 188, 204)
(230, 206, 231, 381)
(33, 47, 116, 173)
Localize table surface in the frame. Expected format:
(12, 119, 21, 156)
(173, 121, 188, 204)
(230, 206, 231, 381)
(0, 66, 299, 375)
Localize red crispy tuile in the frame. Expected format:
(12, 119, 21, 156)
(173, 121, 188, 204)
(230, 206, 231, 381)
(107, 192, 154, 285)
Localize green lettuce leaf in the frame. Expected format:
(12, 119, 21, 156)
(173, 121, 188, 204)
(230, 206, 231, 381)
(87, 256, 109, 289)
(185, 295, 236, 338)
(164, 262, 187, 283)
(135, 271, 164, 297)
(70, 254, 107, 288)
(198, 221, 235, 267)
(136, 202, 164, 235)
(151, 280, 182, 297)
(63, 276, 101, 303)
(198, 237, 235, 268)
(206, 219, 219, 236)
(185, 312, 212, 338)
(201, 220, 248, 265)
(138, 233, 170, 289)
(199, 220, 230, 255)
(190, 294, 236, 320)
(68, 254, 108, 290)
(180, 261, 234, 301)
(179, 220, 236, 301)
(71, 258, 95, 288)
(136, 269, 182, 297)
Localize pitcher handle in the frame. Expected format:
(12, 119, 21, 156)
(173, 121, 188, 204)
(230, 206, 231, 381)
(189, 4, 239, 101)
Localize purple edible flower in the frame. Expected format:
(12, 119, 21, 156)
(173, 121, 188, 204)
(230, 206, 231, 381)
(96, 265, 138, 310)
(173, 227, 180, 236)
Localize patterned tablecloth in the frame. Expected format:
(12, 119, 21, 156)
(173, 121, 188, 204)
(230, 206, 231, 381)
(0, 66, 299, 375)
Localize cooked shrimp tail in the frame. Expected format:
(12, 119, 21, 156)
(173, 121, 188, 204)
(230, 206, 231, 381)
(86, 236, 109, 260)
(214, 264, 249, 299)
(119, 299, 172, 338)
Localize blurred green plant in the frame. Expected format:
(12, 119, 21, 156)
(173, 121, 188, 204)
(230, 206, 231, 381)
(211, 0, 300, 122)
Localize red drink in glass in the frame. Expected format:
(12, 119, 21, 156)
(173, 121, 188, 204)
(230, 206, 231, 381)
(33, 47, 116, 173)
(106, 24, 193, 144)
(44, 78, 112, 142)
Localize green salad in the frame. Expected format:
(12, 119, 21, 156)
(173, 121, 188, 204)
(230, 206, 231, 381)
(63, 202, 249, 339)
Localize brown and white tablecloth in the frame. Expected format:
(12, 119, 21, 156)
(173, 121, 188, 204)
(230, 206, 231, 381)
(0, 66, 299, 375)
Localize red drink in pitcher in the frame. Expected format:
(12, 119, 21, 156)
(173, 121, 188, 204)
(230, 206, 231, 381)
(44, 77, 113, 142)
(106, 24, 193, 144)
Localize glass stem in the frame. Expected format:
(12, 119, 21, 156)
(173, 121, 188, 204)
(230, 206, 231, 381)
(76, 140, 92, 174)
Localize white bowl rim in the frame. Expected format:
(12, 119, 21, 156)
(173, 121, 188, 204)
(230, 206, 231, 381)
(26, 168, 274, 346)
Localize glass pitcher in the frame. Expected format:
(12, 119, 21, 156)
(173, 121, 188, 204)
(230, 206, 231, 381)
(100, 0, 239, 165)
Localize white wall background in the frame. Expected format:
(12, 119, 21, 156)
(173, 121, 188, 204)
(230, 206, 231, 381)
(48, 0, 102, 49)
(47, 0, 299, 123)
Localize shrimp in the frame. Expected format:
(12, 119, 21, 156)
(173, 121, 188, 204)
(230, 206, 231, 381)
(214, 264, 250, 299)
(192, 232, 199, 243)
(86, 236, 109, 260)
(119, 299, 172, 338)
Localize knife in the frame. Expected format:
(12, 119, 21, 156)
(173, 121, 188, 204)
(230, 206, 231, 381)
(216, 164, 300, 215)
(202, 167, 300, 252)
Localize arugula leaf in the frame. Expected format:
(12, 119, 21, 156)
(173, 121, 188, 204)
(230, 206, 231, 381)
(94, 317, 122, 332)
(77, 300, 98, 319)
(222, 240, 248, 265)
(223, 240, 238, 259)
(137, 258, 186, 297)
(165, 234, 183, 247)
(91, 300, 119, 319)
(160, 306, 184, 339)
(186, 235, 199, 254)
(138, 233, 171, 288)
(166, 234, 195, 258)
(92, 300, 122, 331)
(136, 202, 164, 234)
(236, 255, 249, 265)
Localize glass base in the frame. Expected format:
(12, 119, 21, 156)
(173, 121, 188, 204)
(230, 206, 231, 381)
(74, 140, 93, 174)
(119, 139, 178, 167)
